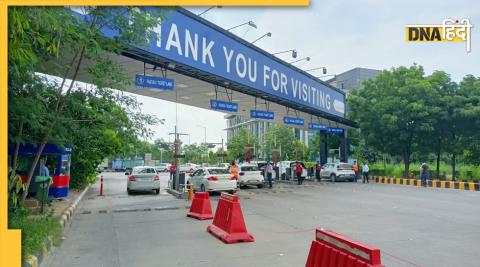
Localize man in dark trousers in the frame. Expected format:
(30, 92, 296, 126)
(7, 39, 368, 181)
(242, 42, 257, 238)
(295, 162, 304, 185)
(266, 161, 274, 188)
(315, 161, 322, 182)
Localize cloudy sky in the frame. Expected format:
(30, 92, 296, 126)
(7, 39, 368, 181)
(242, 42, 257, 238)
(136, 0, 479, 145)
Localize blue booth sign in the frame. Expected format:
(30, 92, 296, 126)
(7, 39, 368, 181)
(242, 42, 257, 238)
(210, 100, 238, 112)
(135, 74, 174, 90)
(283, 117, 304, 126)
(251, 110, 274, 120)
(308, 123, 327, 131)
(73, 8, 346, 118)
(327, 127, 344, 134)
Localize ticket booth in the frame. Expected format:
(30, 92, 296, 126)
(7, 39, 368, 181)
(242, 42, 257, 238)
(9, 143, 72, 198)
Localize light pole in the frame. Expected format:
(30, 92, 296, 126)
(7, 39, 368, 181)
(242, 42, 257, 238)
(273, 49, 297, 58)
(227, 21, 257, 31)
(197, 6, 221, 16)
(289, 57, 310, 64)
(196, 125, 208, 161)
(252, 32, 272, 44)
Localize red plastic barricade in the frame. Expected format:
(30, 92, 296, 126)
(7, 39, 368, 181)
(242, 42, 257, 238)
(207, 193, 254, 244)
(306, 229, 384, 267)
(187, 192, 214, 220)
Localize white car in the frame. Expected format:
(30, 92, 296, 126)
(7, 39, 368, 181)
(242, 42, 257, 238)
(187, 167, 237, 193)
(155, 163, 171, 173)
(278, 161, 308, 180)
(127, 166, 160, 194)
(237, 164, 265, 188)
(178, 163, 199, 174)
(320, 163, 356, 182)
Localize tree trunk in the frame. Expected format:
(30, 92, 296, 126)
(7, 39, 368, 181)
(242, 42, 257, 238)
(436, 139, 441, 179)
(10, 122, 23, 177)
(452, 153, 456, 181)
(21, 46, 86, 202)
(403, 151, 410, 179)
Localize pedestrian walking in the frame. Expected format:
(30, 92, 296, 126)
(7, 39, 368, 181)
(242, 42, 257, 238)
(420, 163, 429, 187)
(315, 161, 322, 182)
(362, 163, 369, 183)
(295, 161, 304, 185)
(353, 161, 359, 182)
(266, 161, 274, 188)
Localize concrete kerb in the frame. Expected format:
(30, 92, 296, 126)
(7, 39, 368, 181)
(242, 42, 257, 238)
(23, 184, 91, 267)
(372, 176, 479, 191)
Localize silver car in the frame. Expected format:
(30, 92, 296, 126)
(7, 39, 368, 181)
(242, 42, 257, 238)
(320, 163, 356, 182)
(127, 166, 161, 194)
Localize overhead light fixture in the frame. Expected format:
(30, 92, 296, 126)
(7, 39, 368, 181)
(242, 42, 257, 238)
(227, 21, 257, 31)
(272, 49, 297, 59)
(289, 57, 310, 64)
(305, 67, 327, 74)
(252, 32, 272, 44)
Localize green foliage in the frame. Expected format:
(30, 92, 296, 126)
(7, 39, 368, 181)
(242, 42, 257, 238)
(8, 172, 25, 209)
(226, 128, 259, 161)
(8, 209, 61, 261)
(263, 124, 295, 160)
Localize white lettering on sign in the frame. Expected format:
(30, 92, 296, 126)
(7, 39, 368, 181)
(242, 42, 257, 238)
(165, 23, 182, 56)
(185, 29, 198, 61)
(236, 53, 247, 78)
(223, 46, 234, 73)
(202, 37, 215, 67)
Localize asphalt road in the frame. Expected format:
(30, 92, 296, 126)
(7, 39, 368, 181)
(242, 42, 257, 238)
(43, 172, 480, 267)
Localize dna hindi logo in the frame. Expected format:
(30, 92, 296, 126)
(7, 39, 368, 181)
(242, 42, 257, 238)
(406, 18, 473, 52)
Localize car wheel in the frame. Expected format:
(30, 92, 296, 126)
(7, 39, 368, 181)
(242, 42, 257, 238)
(229, 190, 236, 194)
(155, 189, 160, 194)
(127, 188, 132, 195)
(200, 184, 206, 192)
(330, 174, 336, 183)
(257, 184, 264, 189)
(281, 173, 286, 180)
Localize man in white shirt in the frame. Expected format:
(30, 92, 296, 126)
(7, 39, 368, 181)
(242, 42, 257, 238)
(362, 163, 369, 183)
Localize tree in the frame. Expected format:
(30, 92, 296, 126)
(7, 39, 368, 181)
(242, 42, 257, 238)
(226, 128, 259, 161)
(263, 125, 295, 161)
(8, 7, 164, 201)
(349, 65, 438, 178)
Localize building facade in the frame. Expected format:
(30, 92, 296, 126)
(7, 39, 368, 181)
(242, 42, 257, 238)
(326, 67, 381, 94)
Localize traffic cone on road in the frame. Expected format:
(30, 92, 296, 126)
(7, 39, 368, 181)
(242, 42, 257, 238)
(187, 192, 214, 220)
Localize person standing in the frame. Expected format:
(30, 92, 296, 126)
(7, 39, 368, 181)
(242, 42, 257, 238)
(362, 163, 369, 183)
(169, 164, 175, 181)
(295, 161, 304, 185)
(420, 163, 429, 187)
(266, 161, 274, 188)
(315, 161, 322, 182)
(230, 160, 239, 180)
(353, 161, 359, 182)
(39, 158, 50, 177)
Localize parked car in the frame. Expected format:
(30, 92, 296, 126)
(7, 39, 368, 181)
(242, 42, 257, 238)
(178, 163, 199, 174)
(218, 163, 230, 169)
(187, 167, 237, 194)
(237, 164, 265, 188)
(278, 161, 308, 180)
(125, 167, 133, 175)
(320, 163, 356, 182)
(155, 163, 171, 173)
(126, 166, 160, 194)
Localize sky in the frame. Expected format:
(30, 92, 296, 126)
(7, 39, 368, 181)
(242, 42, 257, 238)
(134, 0, 479, 146)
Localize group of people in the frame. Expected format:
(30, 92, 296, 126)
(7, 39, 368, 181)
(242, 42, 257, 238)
(353, 161, 370, 183)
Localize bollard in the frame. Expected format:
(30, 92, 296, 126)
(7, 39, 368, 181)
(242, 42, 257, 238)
(187, 184, 194, 202)
(99, 175, 104, 196)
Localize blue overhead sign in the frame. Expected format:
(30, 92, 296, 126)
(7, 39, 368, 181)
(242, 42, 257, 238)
(250, 110, 274, 120)
(74, 8, 346, 118)
(327, 127, 344, 134)
(210, 100, 238, 112)
(135, 74, 174, 90)
(283, 117, 304, 126)
(308, 123, 327, 131)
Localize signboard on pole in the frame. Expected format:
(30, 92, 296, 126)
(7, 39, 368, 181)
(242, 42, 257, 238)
(135, 74, 174, 90)
(308, 123, 327, 131)
(283, 117, 304, 126)
(250, 110, 274, 120)
(210, 100, 238, 112)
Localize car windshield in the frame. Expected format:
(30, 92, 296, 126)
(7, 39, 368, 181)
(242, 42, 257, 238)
(208, 169, 230, 174)
(133, 168, 156, 174)
(241, 166, 259, 171)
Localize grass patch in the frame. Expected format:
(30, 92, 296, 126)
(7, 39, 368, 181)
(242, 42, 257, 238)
(369, 162, 480, 181)
(8, 208, 62, 260)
